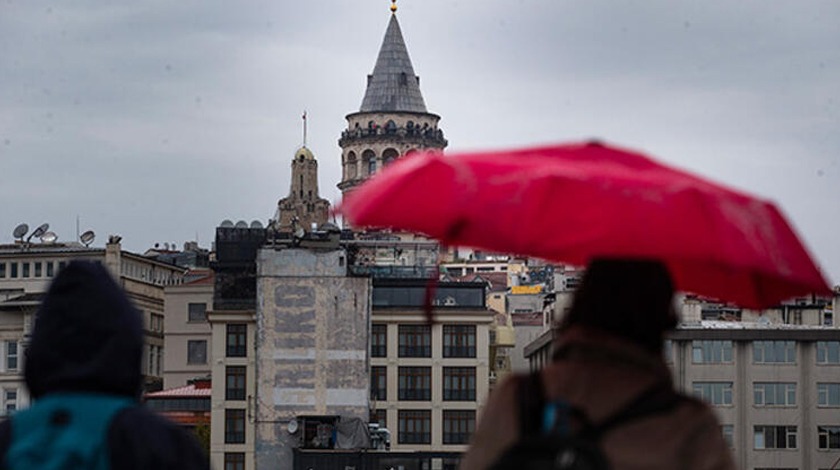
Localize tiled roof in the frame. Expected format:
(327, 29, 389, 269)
(359, 14, 428, 113)
(145, 383, 212, 398)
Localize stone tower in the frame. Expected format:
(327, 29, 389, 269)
(337, 7, 447, 198)
(276, 146, 331, 232)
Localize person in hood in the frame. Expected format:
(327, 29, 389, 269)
(461, 258, 735, 470)
(0, 261, 209, 469)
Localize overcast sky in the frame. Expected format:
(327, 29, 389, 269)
(1, 1, 838, 282)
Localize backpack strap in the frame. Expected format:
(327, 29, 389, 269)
(582, 382, 680, 440)
(516, 372, 546, 437)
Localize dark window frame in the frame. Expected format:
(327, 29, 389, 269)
(443, 410, 475, 445)
(398, 325, 431, 358)
(188, 302, 207, 322)
(398, 366, 431, 401)
(227, 324, 247, 357)
(398, 410, 431, 444)
(225, 409, 246, 444)
(443, 325, 476, 358)
(371, 323, 387, 357)
(226, 366, 246, 401)
(443, 367, 476, 401)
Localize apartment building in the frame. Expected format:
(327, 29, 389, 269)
(525, 295, 840, 469)
(0, 236, 185, 408)
(162, 269, 213, 389)
(370, 278, 495, 453)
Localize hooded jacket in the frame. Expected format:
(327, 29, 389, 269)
(0, 261, 208, 469)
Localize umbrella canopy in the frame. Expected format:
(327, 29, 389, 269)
(339, 141, 832, 309)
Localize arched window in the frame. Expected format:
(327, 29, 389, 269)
(346, 151, 357, 179)
(383, 148, 399, 166)
(363, 149, 376, 176)
(385, 120, 397, 135)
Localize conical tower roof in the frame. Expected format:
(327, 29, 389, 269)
(359, 14, 428, 113)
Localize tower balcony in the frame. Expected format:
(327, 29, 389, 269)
(338, 124, 447, 149)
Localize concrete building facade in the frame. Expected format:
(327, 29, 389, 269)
(162, 270, 214, 389)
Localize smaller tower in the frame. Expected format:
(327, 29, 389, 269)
(275, 146, 331, 233)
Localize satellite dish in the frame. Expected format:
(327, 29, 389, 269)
(250, 220, 263, 229)
(80, 230, 95, 247)
(40, 231, 57, 243)
(12, 224, 28, 240)
(235, 220, 248, 229)
(28, 223, 49, 242)
(287, 419, 299, 434)
(220, 220, 234, 228)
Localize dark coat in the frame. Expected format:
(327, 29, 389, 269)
(0, 261, 208, 470)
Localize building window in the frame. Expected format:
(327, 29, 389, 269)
(398, 410, 431, 444)
(754, 425, 797, 449)
(226, 366, 246, 401)
(692, 382, 733, 406)
(371, 409, 387, 429)
(692, 340, 733, 363)
(3, 389, 17, 414)
(187, 340, 207, 365)
(10, 263, 18, 278)
(21, 263, 29, 278)
(753, 340, 796, 364)
(371, 366, 387, 401)
(46, 261, 54, 277)
(817, 341, 840, 364)
(721, 425, 734, 448)
(6, 342, 18, 371)
(371, 323, 387, 357)
(368, 158, 376, 175)
(150, 313, 164, 333)
(663, 340, 673, 363)
(148, 345, 156, 376)
(443, 325, 476, 358)
(224, 453, 245, 470)
(398, 366, 431, 401)
(0, 263, 5, 278)
(443, 410, 475, 445)
(825, 309, 834, 326)
(34, 262, 42, 277)
(443, 367, 476, 401)
(818, 426, 840, 450)
(754, 382, 796, 406)
(227, 324, 247, 357)
(188, 303, 207, 322)
(58, 261, 66, 272)
(398, 325, 431, 358)
(817, 383, 840, 407)
(224, 409, 246, 444)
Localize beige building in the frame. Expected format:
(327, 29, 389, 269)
(370, 278, 495, 452)
(0, 235, 185, 410)
(526, 294, 840, 469)
(162, 269, 213, 389)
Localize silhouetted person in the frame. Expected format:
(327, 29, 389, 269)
(0, 261, 208, 469)
(462, 258, 735, 470)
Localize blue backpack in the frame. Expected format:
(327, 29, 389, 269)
(6, 393, 134, 470)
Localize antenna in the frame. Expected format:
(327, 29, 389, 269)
(12, 223, 28, 241)
(27, 223, 49, 243)
(302, 110, 307, 147)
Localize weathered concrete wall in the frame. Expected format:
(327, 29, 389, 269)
(254, 248, 370, 470)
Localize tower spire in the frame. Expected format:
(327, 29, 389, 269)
(390, 0, 397, 13)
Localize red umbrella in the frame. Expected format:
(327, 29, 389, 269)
(338, 141, 832, 309)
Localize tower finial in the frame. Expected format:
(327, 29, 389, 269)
(302, 110, 307, 147)
(390, 0, 397, 13)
